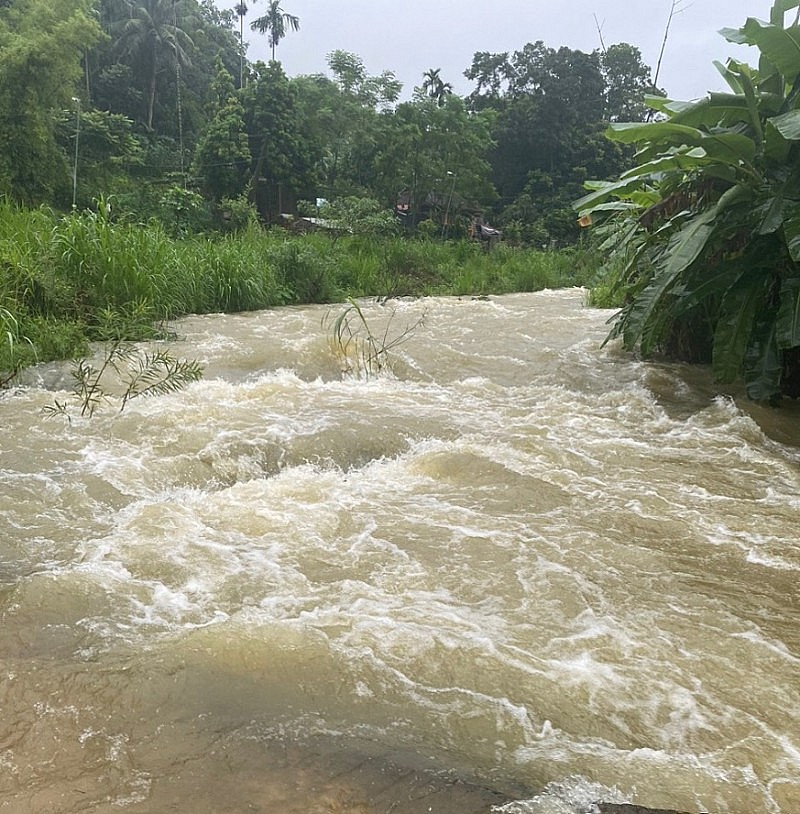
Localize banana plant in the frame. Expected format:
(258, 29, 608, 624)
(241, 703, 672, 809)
(576, 0, 800, 402)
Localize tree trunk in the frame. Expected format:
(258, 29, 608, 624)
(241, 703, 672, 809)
(147, 47, 157, 130)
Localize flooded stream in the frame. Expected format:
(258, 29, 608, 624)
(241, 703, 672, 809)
(1, 290, 799, 813)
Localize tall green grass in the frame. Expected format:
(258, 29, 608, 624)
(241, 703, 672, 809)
(0, 201, 602, 379)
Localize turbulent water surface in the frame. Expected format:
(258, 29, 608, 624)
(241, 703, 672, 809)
(1, 290, 799, 814)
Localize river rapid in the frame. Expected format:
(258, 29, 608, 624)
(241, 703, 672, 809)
(1, 289, 799, 814)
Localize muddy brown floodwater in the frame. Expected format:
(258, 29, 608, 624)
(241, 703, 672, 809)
(2, 291, 799, 813)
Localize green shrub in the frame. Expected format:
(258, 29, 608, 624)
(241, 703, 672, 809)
(265, 238, 339, 304)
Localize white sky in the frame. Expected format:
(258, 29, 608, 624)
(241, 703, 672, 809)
(217, 1, 774, 102)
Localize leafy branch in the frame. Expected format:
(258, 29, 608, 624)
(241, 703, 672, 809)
(44, 339, 203, 420)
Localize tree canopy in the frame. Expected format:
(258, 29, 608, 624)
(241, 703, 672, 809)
(0, 0, 102, 205)
(0, 0, 656, 243)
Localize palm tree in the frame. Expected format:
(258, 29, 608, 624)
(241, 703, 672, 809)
(421, 67, 453, 107)
(112, 0, 194, 129)
(250, 0, 299, 61)
(234, 1, 252, 86)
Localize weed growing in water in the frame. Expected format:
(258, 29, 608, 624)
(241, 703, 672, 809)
(325, 297, 425, 378)
(0, 307, 33, 387)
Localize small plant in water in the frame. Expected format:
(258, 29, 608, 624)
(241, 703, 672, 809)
(0, 306, 33, 388)
(325, 297, 425, 378)
(44, 339, 203, 419)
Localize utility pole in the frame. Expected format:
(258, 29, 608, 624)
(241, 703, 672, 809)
(71, 97, 81, 209)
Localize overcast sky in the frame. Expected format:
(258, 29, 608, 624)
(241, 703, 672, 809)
(217, 1, 774, 102)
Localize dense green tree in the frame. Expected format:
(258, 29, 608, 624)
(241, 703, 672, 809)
(600, 42, 658, 122)
(191, 57, 250, 201)
(242, 60, 318, 219)
(250, 0, 298, 61)
(292, 52, 401, 201)
(0, 0, 653, 246)
(465, 40, 651, 244)
(463, 50, 511, 104)
(0, 0, 102, 204)
(190, 1, 241, 91)
(326, 50, 402, 108)
(234, 0, 250, 85)
(84, 0, 241, 212)
(54, 108, 142, 202)
(374, 93, 496, 226)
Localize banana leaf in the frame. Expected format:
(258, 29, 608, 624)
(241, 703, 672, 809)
(744, 310, 783, 403)
(672, 262, 749, 316)
(720, 27, 749, 46)
(713, 60, 744, 94)
(777, 273, 800, 347)
(712, 271, 771, 382)
(668, 94, 752, 130)
(757, 194, 788, 234)
(765, 119, 793, 161)
(620, 208, 719, 350)
(607, 121, 704, 144)
(782, 206, 800, 260)
(769, 109, 800, 139)
(643, 94, 675, 113)
(618, 150, 711, 180)
(735, 20, 800, 83)
(608, 121, 757, 164)
(574, 176, 654, 212)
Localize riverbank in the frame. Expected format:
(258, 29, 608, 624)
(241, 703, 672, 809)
(0, 201, 599, 382)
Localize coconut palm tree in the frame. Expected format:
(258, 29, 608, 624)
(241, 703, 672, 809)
(250, 0, 299, 61)
(112, 0, 194, 129)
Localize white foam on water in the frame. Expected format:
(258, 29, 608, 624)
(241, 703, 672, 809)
(2, 292, 799, 814)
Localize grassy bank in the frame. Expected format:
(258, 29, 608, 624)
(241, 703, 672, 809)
(0, 202, 600, 379)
